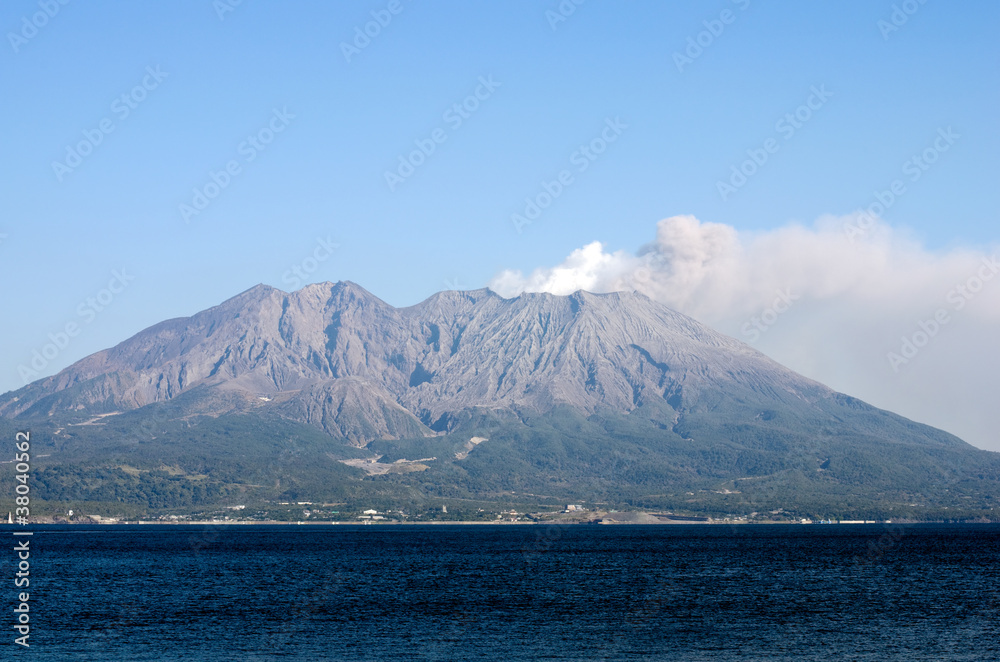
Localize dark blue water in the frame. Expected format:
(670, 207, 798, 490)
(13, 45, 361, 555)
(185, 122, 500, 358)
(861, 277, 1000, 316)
(3, 523, 998, 660)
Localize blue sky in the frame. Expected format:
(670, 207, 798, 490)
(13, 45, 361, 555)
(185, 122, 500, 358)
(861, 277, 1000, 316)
(2, 1, 998, 448)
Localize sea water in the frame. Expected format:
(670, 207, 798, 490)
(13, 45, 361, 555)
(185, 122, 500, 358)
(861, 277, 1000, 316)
(5, 523, 998, 660)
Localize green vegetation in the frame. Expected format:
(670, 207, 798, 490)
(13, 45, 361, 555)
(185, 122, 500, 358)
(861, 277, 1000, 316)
(4, 399, 999, 522)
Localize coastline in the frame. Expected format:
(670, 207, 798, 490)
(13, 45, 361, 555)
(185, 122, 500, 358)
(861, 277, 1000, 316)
(3, 518, 990, 526)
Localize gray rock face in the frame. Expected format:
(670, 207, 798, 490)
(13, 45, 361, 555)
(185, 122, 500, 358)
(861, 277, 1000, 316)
(0, 281, 931, 444)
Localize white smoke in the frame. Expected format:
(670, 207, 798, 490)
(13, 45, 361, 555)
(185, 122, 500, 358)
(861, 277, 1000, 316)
(491, 215, 1000, 452)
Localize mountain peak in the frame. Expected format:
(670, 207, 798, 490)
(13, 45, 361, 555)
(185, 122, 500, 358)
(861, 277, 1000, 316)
(226, 282, 281, 299)
(331, 280, 369, 293)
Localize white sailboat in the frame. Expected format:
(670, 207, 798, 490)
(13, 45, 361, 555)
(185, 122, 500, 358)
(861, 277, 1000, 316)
(7, 512, 11, 524)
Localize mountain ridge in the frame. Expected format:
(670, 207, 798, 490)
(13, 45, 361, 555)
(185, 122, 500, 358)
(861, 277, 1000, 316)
(1, 280, 840, 433)
(3, 280, 995, 518)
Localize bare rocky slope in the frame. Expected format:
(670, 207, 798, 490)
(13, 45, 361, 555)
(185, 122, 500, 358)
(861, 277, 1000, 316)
(1, 281, 848, 438)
